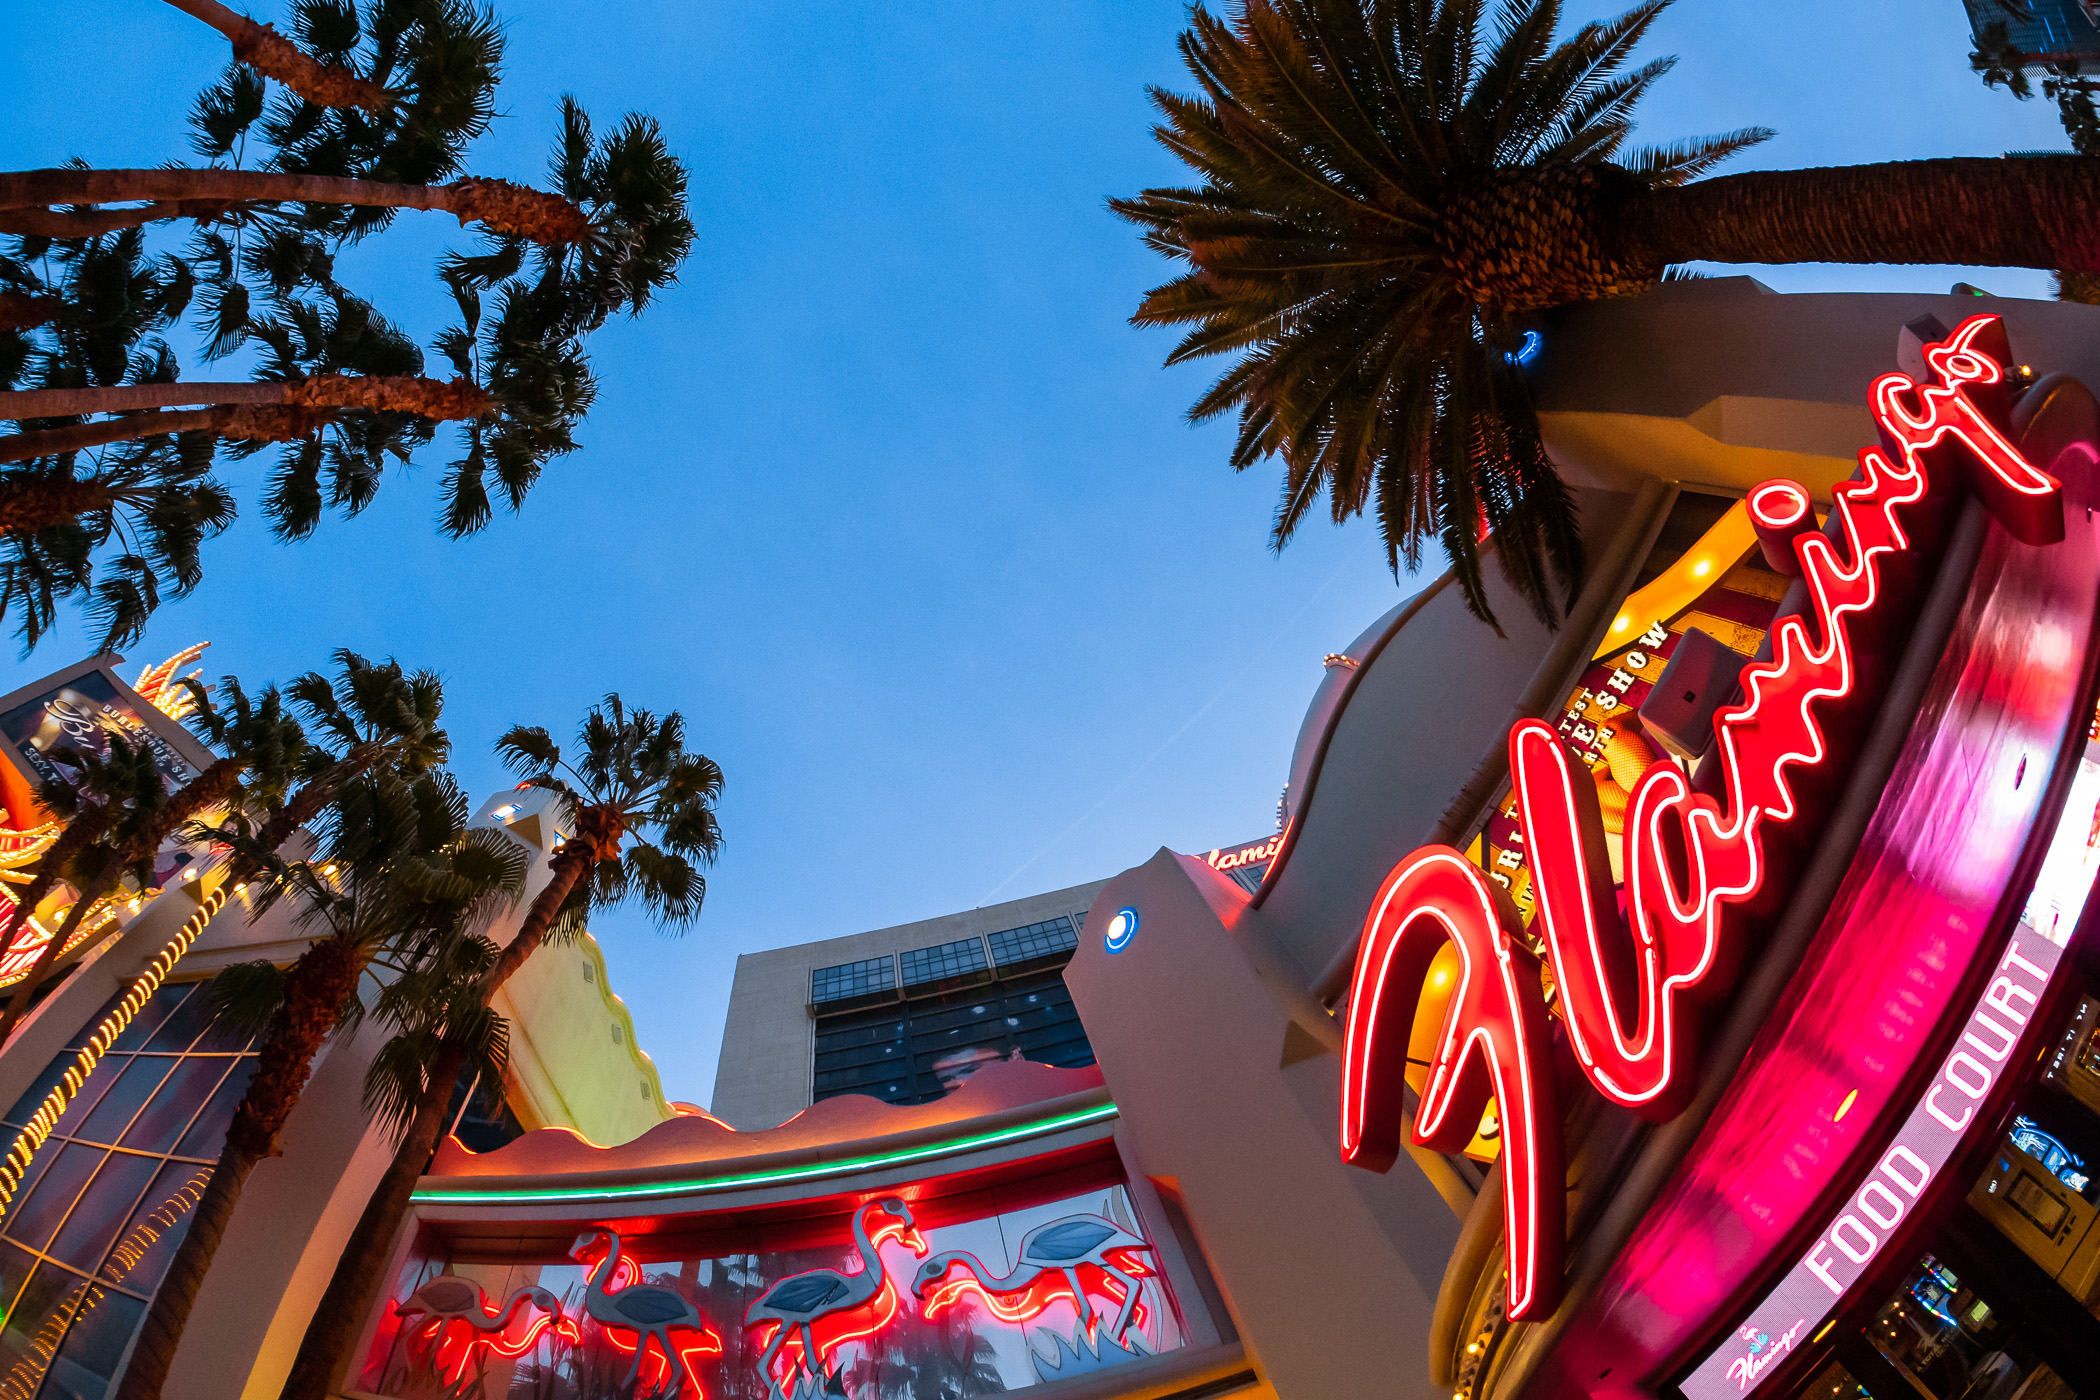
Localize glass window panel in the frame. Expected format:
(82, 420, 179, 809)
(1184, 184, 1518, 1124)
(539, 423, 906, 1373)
(46, 1153, 157, 1274)
(118, 1059, 229, 1156)
(41, 1282, 144, 1398)
(810, 957, 894, 1005)
(173, 1060, 253, 1160)
(813, 1020, 905, 1052)
(0, 1263, 79, 1385)
(900, 938, 988, 989)
(358, 1181, 1187, 1400)
(3, 1137, 65, 1227)
(142, 986, 212, 1053)
(985, 917, 1079, 969)
(4, 1144, 103, 1251)
(44, 1059, 124, 1142)
(74, 1058, 173, 1147)
(817, 1041, 909, 1072)
(186, 1006, 253, 1057)
(102, 1162, 211, 1296)
(4, 1057, 74, 1131)
(0, 1241, 36, 1319)
(106, 985, 187, 1054)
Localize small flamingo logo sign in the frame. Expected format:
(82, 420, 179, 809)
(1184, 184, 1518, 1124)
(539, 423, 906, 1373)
(1723, 1318, 1805, 1392)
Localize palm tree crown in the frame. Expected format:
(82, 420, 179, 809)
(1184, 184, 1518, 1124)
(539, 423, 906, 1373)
(1111, 0, 1768, 628)
(496, 693, 723, 947)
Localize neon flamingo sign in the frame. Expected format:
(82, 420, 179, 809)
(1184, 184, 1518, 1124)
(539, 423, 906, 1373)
(1340, 315, 2068, 1319)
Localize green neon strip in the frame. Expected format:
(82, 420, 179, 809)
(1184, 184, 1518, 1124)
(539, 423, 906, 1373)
(411, 1101, 1119, 1206)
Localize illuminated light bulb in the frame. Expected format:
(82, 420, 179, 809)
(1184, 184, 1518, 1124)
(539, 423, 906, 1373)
(1612, 612, 1631, 633)
(1690, 558, 1712, 578)
(1834, 1088, 1859, 1122)
(181, 869, 196, 881)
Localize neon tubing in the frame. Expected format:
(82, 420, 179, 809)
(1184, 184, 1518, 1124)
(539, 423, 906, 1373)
(410, 1101, 1119, 1206)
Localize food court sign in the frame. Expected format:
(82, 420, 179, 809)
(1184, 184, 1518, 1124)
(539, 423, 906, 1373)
(1337, 316, 2070, 1321)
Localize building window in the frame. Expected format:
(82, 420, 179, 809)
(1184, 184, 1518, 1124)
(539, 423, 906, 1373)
(899, 937, 989, 994)
(0, 980, 257, 1397)
(812, 968, 1094, 1107)
(441, 1068, 525, 1158)
(809, 956, 895, 1010)
(985, 917, 1079, 972)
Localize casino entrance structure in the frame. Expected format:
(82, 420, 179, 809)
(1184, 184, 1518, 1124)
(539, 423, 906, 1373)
(339, 283, 2100, 1400)
(1066, 281, 2100, 1400)
(5, 278, 2097, 1400)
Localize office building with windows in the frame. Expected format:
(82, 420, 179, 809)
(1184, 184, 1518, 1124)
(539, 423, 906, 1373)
(707, 883, 1107, 1129)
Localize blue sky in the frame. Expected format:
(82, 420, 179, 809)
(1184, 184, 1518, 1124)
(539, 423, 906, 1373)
(0, 0, 2070, 1105)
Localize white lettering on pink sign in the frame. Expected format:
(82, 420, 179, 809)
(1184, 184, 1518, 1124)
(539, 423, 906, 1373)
(1680, 935, 2064, 1399)
(1722, 1318, 1807, 1393)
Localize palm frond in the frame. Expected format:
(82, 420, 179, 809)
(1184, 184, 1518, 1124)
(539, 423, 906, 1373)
(1116, 0, 1750, 628)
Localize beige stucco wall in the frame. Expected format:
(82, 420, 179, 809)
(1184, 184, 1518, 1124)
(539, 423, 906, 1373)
(1537, 277, 2100, 500)
(472, 784, 675, 1147)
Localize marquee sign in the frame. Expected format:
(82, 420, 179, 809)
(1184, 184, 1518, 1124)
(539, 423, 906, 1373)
(1681, 928, 2070, 1398)
(1339, 316, 2070, 1320)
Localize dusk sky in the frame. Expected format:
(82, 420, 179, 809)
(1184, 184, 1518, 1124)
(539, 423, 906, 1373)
(0, 0, 2070, 1106)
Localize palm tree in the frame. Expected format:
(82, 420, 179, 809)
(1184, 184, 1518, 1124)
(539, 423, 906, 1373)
(113, 769, 526, 1400)
(1969, 8, 2100, 300)
(1112, 0, 2100, 628)
(1, 2, 694, 651)
(277, 695, 723, 1400)
(0, 230, 236, 649)
(0, 735, 170, 1032)
(0, 676, 306, 1042)
(0, 96, 692, 467)
(0, 651, 445, 1232)
(160, 0, 392, 112)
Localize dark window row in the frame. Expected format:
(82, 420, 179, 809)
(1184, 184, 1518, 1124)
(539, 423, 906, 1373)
(808, 915, 1085, 1009)
(985, 916, 1079, 969)
(809, 956, 895, 1008)
(812, 969, 1095, 1107)
(899, 937, 988, 992)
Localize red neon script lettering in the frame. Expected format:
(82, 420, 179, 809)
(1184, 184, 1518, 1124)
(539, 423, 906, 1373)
(1340, 849, 1563, 1317)
(1340, 316, 2063, 1320)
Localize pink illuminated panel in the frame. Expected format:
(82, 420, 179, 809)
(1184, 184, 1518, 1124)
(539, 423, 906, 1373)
(1681, 739, 2100, 1398)
(1540, 437, 2100, 1396)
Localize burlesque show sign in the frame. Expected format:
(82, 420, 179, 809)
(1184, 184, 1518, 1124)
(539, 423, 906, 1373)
(1338, 316, 2070, 1321)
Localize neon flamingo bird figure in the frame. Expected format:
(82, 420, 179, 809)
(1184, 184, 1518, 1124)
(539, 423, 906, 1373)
(570, 1227, 721, 1397)
(395, 1275, 576, 1383)
(744, 1197, 926, 1398)
(913, 1213, 1152, 1343)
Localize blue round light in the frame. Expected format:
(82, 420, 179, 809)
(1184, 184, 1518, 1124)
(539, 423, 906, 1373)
(1104, 906, 1139, 953)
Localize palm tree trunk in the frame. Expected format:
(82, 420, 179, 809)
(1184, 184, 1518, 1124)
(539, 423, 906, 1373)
(0, 803, 111, 959)
(274, 1039, 466, 1400)
(0, 753, 244, 1042)
(114, 931, 366, 1400)
(277, 849, 590, 1400)
(1620, 155, 2100, 271)
(115, 1133, 259, 1400)
(1, 374, 493, 426)
(0, 169, 587, 246)
(0, 292, 58, 333)
(481, 848, 590, 993)
(159, 0, 392, 112)
(0, 376, 495, 468)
